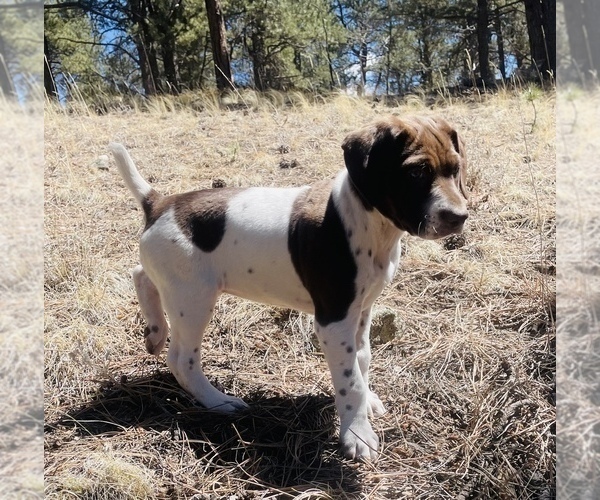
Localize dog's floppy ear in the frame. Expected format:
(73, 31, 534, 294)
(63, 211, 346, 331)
(449, 127, 469, 200)
(431, 117, 469, 201)
(341, 120, 412, 208)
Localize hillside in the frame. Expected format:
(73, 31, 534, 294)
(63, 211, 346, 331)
(44, 90, 555, 499)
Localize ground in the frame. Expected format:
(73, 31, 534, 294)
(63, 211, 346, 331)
(556, 88, 600, 499)
(44, 89, 555, 499)
(0, 101, 44, 497)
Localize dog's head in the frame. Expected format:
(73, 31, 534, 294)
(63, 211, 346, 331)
(342, 116, 469, 239)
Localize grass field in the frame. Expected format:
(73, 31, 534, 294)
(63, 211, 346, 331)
(556, 88, 600, 499)
(44, 89, 555, 499)
(0, 100, 44, 498)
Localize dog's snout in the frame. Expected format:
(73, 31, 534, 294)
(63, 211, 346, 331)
(439, 209, 468, 227)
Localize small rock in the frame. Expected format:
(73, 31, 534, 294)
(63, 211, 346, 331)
(443, 233, 466, 250)
(370, 306, 399, 344)
(91, 155, 109, 170)
(279, 158, 298, 169)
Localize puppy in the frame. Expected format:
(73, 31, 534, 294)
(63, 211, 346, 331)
(109, 115, 468, 460)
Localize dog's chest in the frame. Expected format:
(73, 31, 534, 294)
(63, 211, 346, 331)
(355, 238, 401, 307)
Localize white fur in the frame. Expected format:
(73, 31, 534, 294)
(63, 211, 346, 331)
(109, 143, 153, 204)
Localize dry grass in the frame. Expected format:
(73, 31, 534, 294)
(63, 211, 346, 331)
(0, 100, 44, 497)
(44, 89, 555, 498)
(556, 88, 600, 498)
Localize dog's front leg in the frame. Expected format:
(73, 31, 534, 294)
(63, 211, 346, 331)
(315, 314, 379, 460)
(356, 307, 386, 417)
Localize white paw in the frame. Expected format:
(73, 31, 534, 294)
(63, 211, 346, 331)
(340, 421, 379, 460)
(368, 391, 387, 417)
(205, 394, 249, 414)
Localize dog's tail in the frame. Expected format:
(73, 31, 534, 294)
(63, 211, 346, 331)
(109, 143, 155, 206)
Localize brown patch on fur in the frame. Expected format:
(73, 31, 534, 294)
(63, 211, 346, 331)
(288, 180, 357, 326)
(141, 188, 244, 253)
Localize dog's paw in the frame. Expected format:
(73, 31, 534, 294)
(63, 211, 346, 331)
(143, 325, 168, 355)
(340, 421, 379, 461)
(367, 391, 387, 417)
(206, 394, 249, 414)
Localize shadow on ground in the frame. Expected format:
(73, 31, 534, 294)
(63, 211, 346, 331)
(45, 370, 360, 493)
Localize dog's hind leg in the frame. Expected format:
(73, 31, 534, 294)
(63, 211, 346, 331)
(133, 265, 169, 355)
(162, 286, 248, 414)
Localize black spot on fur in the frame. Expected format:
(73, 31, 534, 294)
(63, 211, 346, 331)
(189, 358, 194, 365)
(151, 325, 159, 333)
(248, 268, 253, 274)
(355, 248, 362, 256)
(343, 369, 353, 378)
(347, 229, 353, 238)
(194, 347, 199, 353)
(360, 319, 365, 327)
(346, 346, 354, 353)
(341, 341, 347, 346)
(174, 189, 241, 253)
(180, 311, 184, 317)
(368, 249, 372, 257)
(339, 388, 347, 396)
(143, 326, 150, 337)
(346, 404, 353, 411)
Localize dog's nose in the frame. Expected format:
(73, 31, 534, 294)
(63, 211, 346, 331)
(439, 209, 468, 227)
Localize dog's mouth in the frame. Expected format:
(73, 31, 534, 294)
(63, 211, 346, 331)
(415, 211, 468, 240)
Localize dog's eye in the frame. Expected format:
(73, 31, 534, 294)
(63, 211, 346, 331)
(408, 165, 430, 180)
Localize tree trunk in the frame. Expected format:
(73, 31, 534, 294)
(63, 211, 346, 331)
(582, 0, 600, 73)
(494, 2, 506, 79)
(359, 40, 368, 91)
(131, 0, 159, 95)
(204, 0, 234, 91)
(44, 35, 58, 100)
(563, 0, 588, 74)
(523, 0, 555, 78)
(541, 0, 556, 77)
(477, 0, 492, 85)
(0, 34, 15, 99)
(161, 36, 180, 93)
(134, 36, 157, 95)
(249, 14, 267, 91)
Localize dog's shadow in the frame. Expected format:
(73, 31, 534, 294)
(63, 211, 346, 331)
(49, 370, 361, 492)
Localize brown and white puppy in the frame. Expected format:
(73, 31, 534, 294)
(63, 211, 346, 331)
(109, 115, 468, 461)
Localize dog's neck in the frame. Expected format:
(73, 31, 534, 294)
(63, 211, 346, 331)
(333, 171, 403, 257)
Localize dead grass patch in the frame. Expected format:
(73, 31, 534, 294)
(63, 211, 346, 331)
(45, 90, 555, 498)
(556, 88, 600, 498)
(0, 100, 44, 498)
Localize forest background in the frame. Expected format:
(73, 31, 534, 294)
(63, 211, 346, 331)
(0, 0, 568, 102)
